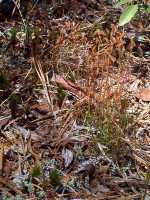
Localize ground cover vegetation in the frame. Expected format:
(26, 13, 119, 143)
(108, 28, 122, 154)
(0, 0, 150, 199)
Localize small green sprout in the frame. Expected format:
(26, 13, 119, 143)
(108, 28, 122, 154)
(49, 168, 62, 187)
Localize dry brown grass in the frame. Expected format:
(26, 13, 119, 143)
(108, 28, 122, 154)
(31, 19, 134, 162)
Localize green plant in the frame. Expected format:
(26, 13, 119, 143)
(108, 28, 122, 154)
(9, 93, 20, 107)
(32, 165, 42, 178)
(82, 98, 134, 162)
(49, 168, 62, 187)
(67, 71, 76, 82)
(57, 86, 68, 106)
(4, 26, 17, 43)
(116, 0, 150, 26)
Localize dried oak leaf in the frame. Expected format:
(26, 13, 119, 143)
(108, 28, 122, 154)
(135, 88, 150, 101)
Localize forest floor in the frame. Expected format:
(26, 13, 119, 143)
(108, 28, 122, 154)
(0, 1, 150, 199)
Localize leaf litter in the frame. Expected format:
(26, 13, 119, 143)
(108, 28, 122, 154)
(0, 0, 150, 199)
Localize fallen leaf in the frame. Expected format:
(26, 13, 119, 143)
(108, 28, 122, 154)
(135, 88, 150, 101)
(32, 102, 50, 114)
(50, 73, 84, 97)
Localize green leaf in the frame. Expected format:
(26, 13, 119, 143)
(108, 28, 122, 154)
(146, 6, 150, 14)
(116, 0, 131, 7)
(119, 4, 138, 26)
(10, 27, 17, 41)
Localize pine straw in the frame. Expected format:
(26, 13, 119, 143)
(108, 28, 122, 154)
(0, 4, 150, 199)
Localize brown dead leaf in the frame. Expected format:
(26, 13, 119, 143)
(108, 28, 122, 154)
(135, 88, 150, 101)
(32, 102, 50, 114)
(51, 73, 85, 97)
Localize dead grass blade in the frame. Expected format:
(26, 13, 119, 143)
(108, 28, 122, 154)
(32, 57, 53, 112)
